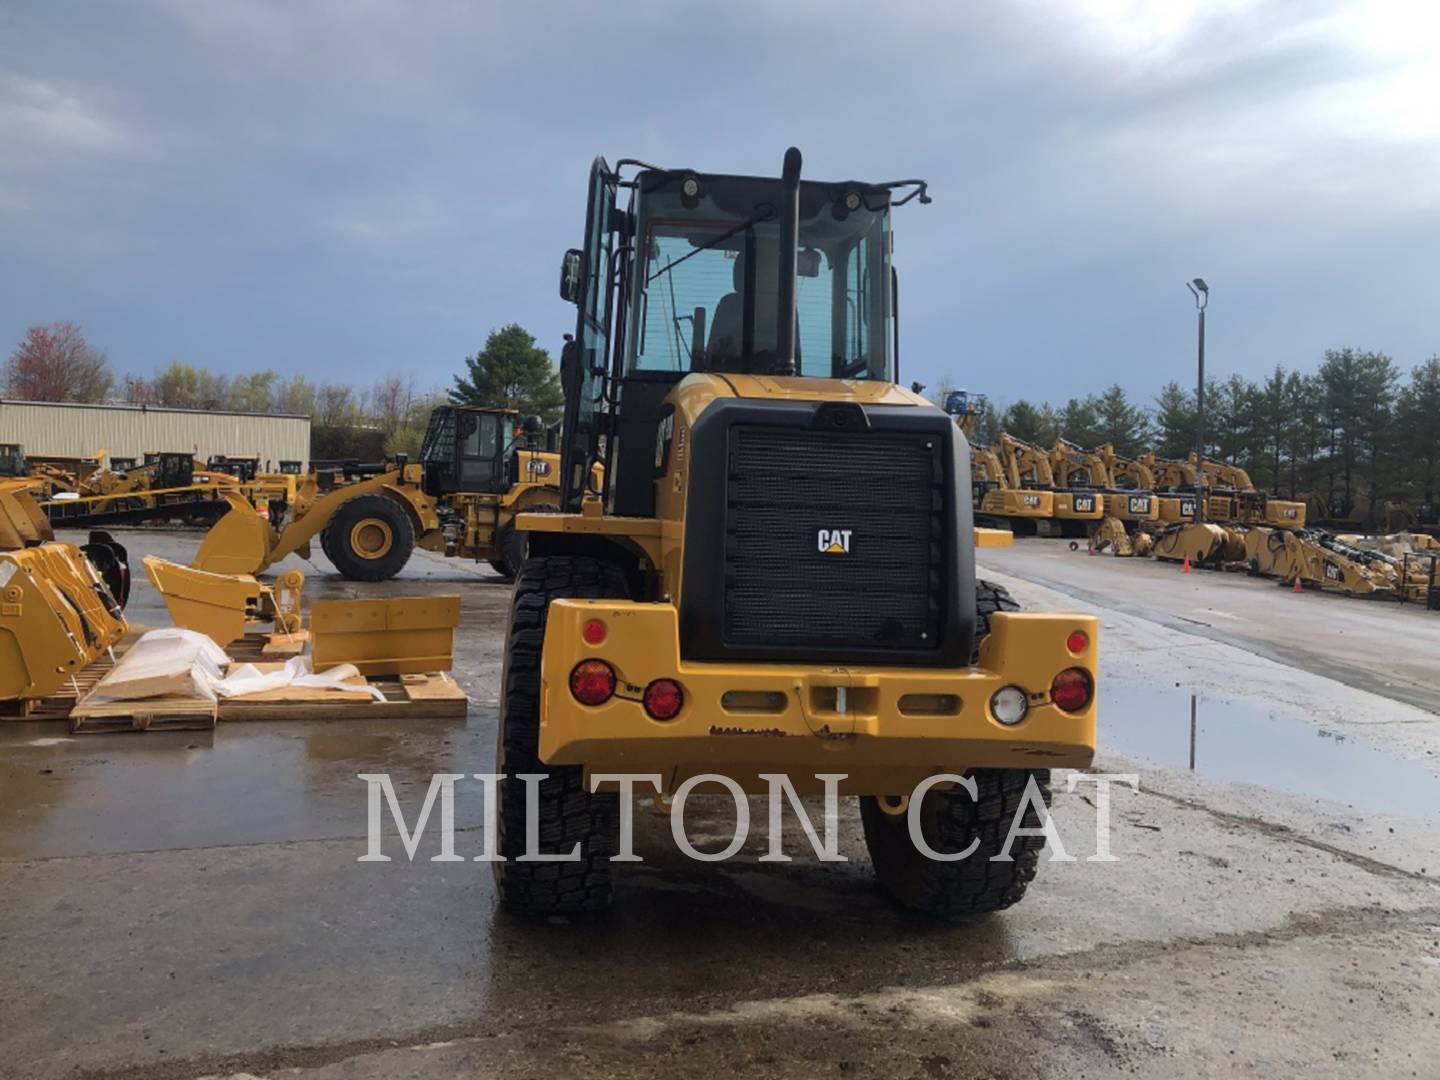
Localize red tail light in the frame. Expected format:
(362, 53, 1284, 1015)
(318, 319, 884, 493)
(643, 678, 684, 720)
(570, 660, 616, 706)
(582, 619, 607, 645)
(1050, 668, 1094, 713)
(1066, 630, 1089, 655)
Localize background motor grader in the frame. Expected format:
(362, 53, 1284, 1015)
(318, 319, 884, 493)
(193, 405, 573, 581)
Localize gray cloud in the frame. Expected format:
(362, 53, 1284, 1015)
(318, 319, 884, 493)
(0, 0, 1436, 408)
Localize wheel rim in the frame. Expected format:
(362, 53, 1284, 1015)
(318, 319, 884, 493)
(877, 794, 910, 818)
(350, 518, 393, 559)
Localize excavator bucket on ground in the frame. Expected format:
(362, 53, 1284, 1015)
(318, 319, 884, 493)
(1152, 522, 1245, 567)
(143, 555, 304, 648)
(1, 479, 129, 703)
(1090, 515, 1139, 556)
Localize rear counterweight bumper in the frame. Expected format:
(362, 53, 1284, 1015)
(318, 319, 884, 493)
(537, 600, 1097, 794)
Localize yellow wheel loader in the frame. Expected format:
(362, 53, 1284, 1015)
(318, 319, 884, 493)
(494, 148, 1098, 919)
(192, 408, 576, 582)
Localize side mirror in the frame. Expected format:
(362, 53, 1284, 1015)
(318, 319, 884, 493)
(559, 337, 580, 398)
(559, 249, 583, 303)
(797, 247, 821, 278)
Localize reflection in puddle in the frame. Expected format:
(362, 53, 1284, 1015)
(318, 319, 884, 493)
(0, 717, 479, 859)
(1102, 683, 1440, 821)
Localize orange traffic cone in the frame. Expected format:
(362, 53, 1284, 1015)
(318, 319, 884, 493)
(1182, 556, 1191, 573)
(1292, 575, 1303, 593)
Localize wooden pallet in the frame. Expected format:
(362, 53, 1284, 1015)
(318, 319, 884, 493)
(220, 671, 467, 721)
(69, 696, 218, 734)
(14, 633, 466, 732)
(0, 656, 116, 723)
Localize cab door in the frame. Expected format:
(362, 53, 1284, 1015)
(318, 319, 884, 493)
(458, 411, 504, 493)
(559, 157, 617, 511)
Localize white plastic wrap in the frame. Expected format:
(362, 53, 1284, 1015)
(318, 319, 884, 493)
(216, 656, 384, 702)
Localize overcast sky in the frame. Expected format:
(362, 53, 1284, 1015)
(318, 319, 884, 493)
(2, 0, 1437, 410)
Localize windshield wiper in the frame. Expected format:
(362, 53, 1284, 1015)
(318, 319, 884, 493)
(645, 203, 777, 284)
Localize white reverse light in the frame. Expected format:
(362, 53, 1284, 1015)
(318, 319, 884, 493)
(989, 685, 1029, 726)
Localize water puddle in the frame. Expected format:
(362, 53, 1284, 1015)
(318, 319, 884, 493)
(1101, 683, 1440, 821)
(0, 717, 486, 859)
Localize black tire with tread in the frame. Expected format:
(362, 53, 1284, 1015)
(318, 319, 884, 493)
(327, 494, 415, 582)
(861, 579, 1051, 918)
(490, 502, 559, 580)
(494, 555, 628, 915)
(972, 579, 1019, 663)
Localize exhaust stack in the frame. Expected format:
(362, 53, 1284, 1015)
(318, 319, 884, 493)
(774, 146, 802, 376)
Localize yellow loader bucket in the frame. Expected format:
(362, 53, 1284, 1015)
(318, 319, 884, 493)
(0, 477, 54, 549)
(192, 492, 279, 576)
(1, 542, 128, 702)
(143, 556, 304, 648)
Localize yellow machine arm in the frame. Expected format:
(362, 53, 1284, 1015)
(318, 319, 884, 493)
(1190, 454, 1254, 492)
(1049, 439, 1112, 489)
(998, 433, 1056, 488)
(192, 466, 441, 576)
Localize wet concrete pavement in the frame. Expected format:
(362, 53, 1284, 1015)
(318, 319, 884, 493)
(979, 537, 1440, 715)
(1, 529, 1438, 1078)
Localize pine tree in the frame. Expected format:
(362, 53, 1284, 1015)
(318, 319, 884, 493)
(1093, 384, 1152, 457)
(450, 324, 564, 421)
(1058, 396, 1102, 447)
(1152, 382, 1195, 460)
(1396, 357, 1440, 512)
(1000, 400, 1049, 445)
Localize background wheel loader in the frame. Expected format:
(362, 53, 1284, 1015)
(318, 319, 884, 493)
(35, 450, 241, 528)
(491, 147, 1098, 920)
(191, 406, 582, 581)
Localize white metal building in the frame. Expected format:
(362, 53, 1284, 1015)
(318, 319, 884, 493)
(0, 400, 311, 469)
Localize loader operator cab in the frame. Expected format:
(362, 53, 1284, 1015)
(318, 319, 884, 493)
(418, 405, 534, 496)
(0, 443, 24, 478)
(558, 156, 919, 517)
(206, 455, 259, 482)
(144, 452, 195, 489)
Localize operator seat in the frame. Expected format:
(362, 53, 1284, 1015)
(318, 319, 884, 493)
(706, 253, 799, 374)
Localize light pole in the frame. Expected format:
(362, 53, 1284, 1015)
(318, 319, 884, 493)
(1186, 278, 1209, 523)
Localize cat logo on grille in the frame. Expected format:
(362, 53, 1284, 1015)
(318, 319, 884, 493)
(817, 528, 853, 554)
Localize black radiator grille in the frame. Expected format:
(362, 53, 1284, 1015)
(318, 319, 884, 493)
(723, 425, 945, 652)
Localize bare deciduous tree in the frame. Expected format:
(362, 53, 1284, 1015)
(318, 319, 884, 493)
(314, 383, 359, 429)
(369, 374, 415, 436)
(3, 322, 113, 402)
